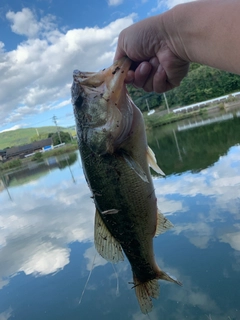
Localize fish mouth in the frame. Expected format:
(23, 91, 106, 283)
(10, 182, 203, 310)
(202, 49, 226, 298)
(72, 57, 133, 153)
(101, 57, 132, 104)
(72, 57, 132, 107)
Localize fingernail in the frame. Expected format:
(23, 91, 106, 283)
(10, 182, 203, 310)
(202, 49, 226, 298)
(139, 62, 151, 75)
(150, 57, 159, 68)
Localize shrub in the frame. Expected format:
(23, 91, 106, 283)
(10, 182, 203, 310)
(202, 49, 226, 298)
(32, 152, 43, 161)
(0, 159, 22, 170)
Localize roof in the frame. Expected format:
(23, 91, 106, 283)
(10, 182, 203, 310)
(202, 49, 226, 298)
(6, 138, 53, 157)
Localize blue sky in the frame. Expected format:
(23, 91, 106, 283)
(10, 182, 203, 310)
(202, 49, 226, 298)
(0, 0, 191, 133)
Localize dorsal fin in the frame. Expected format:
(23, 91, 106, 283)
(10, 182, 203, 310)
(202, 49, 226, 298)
(146, 146, 165, 176)
(94, 209, 124, 263)
(155, 209, 174, 236)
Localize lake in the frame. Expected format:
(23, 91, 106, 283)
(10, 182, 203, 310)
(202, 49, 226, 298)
(1, 114, 240, 320)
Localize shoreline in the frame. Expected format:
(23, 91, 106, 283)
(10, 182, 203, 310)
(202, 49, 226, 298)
(144, 100, 240, 128)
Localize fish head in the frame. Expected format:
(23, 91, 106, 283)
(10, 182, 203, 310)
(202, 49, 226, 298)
(72, 57, 133, 154)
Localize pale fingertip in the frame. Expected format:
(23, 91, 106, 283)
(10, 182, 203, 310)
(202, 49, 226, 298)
(134, 62, 152, 88)
(153, 65, 167, 93)
(149, 57, 159, 69)
(139, 62, 152, 76)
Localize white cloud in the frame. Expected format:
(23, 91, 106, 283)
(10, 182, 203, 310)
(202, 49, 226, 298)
(155, 196, 187, 215)
(1, 8, 135, 127)
(167, 0, 196, 8)
(0, 124, 22, 133)
(173, 222, 213, 249)
(0, 308, 13, 320)
(220, 224, 240, 251)
(154, 146, 240, 249)
(108, 0, 124, 6)
(0, 170, 95, 289)
(84, 246, 108, 271)
(6, 8, 56, 38)
(19, 244, 70, 276)
(6, 8, 40, 38)
(150, 0, 196, 13)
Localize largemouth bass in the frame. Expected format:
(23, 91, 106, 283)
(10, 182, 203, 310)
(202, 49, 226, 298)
(71, 57, 181, 314)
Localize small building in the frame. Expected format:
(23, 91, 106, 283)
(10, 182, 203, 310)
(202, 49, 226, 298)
(0, 150, 6, 161)
(5, 138, 53, 161)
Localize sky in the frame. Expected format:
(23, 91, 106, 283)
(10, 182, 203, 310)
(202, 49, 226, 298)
(0, 0, 194, 133)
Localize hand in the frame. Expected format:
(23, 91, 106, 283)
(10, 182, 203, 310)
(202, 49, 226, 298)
(114, 15, 189, 93)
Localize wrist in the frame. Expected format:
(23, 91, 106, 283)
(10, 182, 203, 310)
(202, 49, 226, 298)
(159, 4, 191, 63)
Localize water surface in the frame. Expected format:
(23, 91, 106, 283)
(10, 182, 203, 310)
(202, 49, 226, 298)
(1, 116, 240, 320)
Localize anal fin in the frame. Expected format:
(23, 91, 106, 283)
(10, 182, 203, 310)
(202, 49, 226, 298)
(94, 209, 124, 263)
(155, 209, 174, 236)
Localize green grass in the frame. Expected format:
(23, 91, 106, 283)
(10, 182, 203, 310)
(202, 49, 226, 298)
(144, 110, 200, 128)
(40, 143, 78, 158)
(0, 142, 78, 171)
(0, 126, 75, 150)
(0, 159, 22, 170)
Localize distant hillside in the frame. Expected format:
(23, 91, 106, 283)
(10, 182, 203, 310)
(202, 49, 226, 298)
(0, 126, 75, 149)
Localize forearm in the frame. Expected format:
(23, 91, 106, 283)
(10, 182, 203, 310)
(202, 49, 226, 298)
(163, 0, 240, 74)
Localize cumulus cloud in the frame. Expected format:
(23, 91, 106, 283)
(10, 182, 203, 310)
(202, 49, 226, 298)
(6, 8, 40, 38)
(1, 8, 135, 127)
(6, 8, 56, 38)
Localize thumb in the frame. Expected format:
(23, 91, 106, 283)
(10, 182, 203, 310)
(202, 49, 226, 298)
(113, 31, 127, 62)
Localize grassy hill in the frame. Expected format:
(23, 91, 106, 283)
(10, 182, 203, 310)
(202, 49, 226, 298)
(0, 126, 75, 149)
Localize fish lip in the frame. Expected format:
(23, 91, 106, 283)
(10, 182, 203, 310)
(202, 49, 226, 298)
(102, 57, 131, 102)
(72, 57, 131, 96)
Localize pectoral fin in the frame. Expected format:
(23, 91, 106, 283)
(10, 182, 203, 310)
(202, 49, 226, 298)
(122, 151, 149, 183)
(147, 146, 165, 176)
(155, 209, 174, 236)
(94, 209, 124, 263)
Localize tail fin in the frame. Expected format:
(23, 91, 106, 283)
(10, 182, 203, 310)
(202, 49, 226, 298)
(133, 271, 182, 314)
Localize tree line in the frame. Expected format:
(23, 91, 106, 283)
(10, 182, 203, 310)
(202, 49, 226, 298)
(31, 131, 72, 145)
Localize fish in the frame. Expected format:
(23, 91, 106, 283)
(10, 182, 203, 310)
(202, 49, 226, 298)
(71, 57, 181, 314)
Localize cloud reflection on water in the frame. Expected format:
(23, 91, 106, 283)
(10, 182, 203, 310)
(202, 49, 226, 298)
(0, 144, 240, 318)
(0, 307, 12, 320)
(0, 166, 95, 288)
(154, 146, 240, 252)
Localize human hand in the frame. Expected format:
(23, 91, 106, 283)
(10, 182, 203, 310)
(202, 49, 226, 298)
(114, 15, 189, 93)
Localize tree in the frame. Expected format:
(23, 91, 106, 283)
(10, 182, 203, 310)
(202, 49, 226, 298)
(48, 131, 71, 145)
(127, 85, 163, 112)
(31, 132, 48, 142)
(165, 64, 240, 108)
